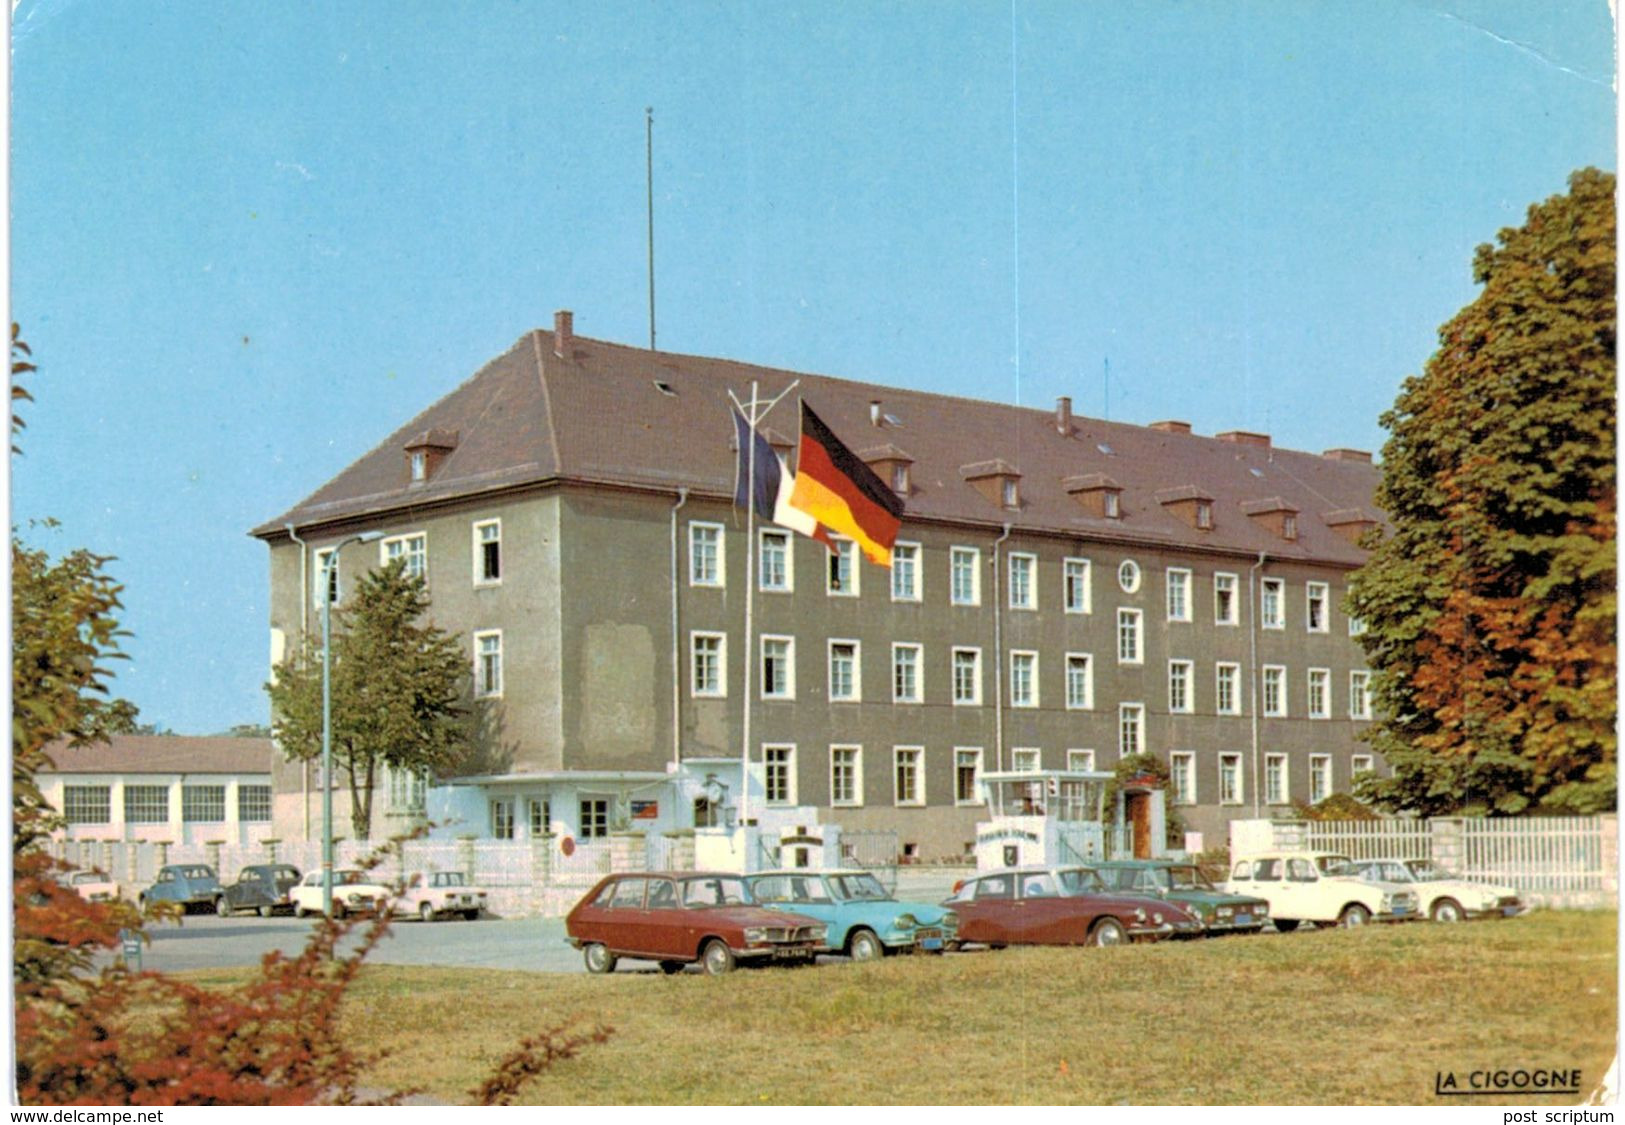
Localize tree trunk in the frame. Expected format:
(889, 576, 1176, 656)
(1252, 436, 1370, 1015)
(347, 752, 375, 841)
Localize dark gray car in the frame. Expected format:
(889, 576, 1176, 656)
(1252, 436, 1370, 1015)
(216, 864, 302, 917)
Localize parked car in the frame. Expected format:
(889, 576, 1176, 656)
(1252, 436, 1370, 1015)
(400, 870, 488, 921)
(139, 865, 223, 913)
(566, 872, 828, 975)
(61, 869, 121, 904)
(943, 866, 1202, 946)
(1348, 858, 1525, 922)
(289, 868, 394, 918)
(1224, 852, 1419, 930)
(1093, 859, 1270, 935)
(746, 869, 958, 960)
(215, 864, 303, 917)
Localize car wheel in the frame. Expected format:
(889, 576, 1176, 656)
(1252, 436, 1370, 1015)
(1273, 919, 1299, 933)
(258, 904, 274, 919)
(658, 960, 685, 975)
(1338, 904, 1371, 929)
(700, 938, 735, 976)
(215, 897, 231, 917)
(419, 902, 436, 923)
(463, 909, 480, 922)
(583, 943, 617, 974)
(332, 902, 348, 920)
(1091, 917, 1129, 947)
(847, 928, 883, 962)
(1431, 898, 1464, 923)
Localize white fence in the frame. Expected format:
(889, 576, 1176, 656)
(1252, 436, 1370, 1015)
(1299, 818, 1433, 862)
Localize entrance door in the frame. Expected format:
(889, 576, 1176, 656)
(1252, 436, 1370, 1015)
(1128, 793, 1153, 858)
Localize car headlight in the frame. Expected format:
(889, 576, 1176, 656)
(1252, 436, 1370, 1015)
(940, 911, 959, 931)
(743, 927, 767, 944)
(1215, 905, 1233, 918)
(1133, 907, 1147, 922)
(893, 913, 919, 930)
(808, 925, 827, 941)
(1151, 912, 1165, 925)
(1254, 902, 1269, 916)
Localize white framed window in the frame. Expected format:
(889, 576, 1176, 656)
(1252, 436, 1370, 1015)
(1307, 582, 1329, 633)
(1117, 559, 1141, 593)
(490, 797, 515, 840)
(313, 547, 340, 607)
(1261, 577, 1285, 629)
(1166, 568, 1192, 622)
(1168, 660, 1194, 714)
(1214, 572, 1239, 626)
(1265, 754, 1289, 805)
(474, 630, 503, 698)
(1117, 608, 1143, 664)
(1012, 748, 1041, 773)
(1196, 500, 1214, 530)
(1307, 668, 1330, 719)
(955, 748, 984, 805)
(894, 746, 925, 806)
(761, 635, 796, 699)
(759, 529, 792, 592)
(409, 450, 427, 482)
(1216, 662, 1242, 716)
(892, 643, 922, 704)
(690, 632, 726, 698)
(1349, 614, 1367, 637)
(381, 532, 427, 580)
(830, 745, 863, 807)
(1118, 703, 1144, 757)
(891, 463, 911, 492)
(1170, 752, 1196, 805)
(764, 744, 797, 806)
(238, 784, 273, 823)
(1262, 665, 1287, 717)
(1219, 754, 1243, 805)
(1284, 514, 1299, 541)
(473, 519, 502, 585)
(950, 546, 981, 606)
(952, 647, 982, 706)
(1066, 749, 1096, 772)
(124, 785, 168, 824)
(528, 797, 551, 838)
(1064, 557, 1092, 614)
(1352, 754, 1374, 776)
(688, 522, 724, 587)
(891, 542, 921, 602)
(827, 538, 859, 596)
(1104, 491, 1122, 519)
(1350, 671, 1372, 720)
(828, 640, 861, 702)
(1009, 650, 1038, 708)
(1008, 552, 1037, 610)
(1064, 653, 1094, 710)
(182, 785, 227, 823)
(1309, 755, 1332, 804)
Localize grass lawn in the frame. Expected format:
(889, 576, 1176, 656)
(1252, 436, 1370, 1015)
(188, 910, 1616, 1105)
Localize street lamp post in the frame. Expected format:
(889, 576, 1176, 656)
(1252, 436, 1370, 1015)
(320, 531, 382, 917)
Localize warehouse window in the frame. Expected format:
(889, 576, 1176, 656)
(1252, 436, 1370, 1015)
(63, 785, 111, 825)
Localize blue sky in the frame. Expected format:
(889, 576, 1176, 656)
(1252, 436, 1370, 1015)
(9, 1, 1616, 734)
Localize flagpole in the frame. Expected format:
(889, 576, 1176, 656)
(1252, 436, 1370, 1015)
(739, 380, 759, 839)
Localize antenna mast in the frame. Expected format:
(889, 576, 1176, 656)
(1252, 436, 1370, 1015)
(646, 106, 656, 352)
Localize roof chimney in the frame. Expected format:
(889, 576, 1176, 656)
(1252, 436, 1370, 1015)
(1217, 430, 1271, 449)
(553, 309, 574, 358)
(1055, 396, 1073, 436)
(1149, 420, 1192, 435)
(870, 400, 882, 427)
(1322, 448, 1372, 463)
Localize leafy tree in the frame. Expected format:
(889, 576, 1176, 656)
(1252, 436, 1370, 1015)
(1349, 168, 1616, 816)
(267, 560, 469, 839)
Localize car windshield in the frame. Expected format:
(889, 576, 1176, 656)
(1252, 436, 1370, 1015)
(1406, 859, 1452, 881)
(1055, 868, 1108, 895)
(1317, 856, 1361, 877)
(1166, 865, 1214, 891)
(71, 872, 104, 885)
(1357, 861, 1413, 883)
(337, 870, 370, 886)
(680, 876, 749, 907)
(273, 867, 299, 879)
(833, 873, 890, 901)
(751, 875, 832, 904)
(181, 866, 215, 879)
(432, 872, 467, 887)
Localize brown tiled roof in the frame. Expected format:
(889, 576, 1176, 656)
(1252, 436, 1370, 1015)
(41, 736, 275, 776)
(253, 324, 1385, 566)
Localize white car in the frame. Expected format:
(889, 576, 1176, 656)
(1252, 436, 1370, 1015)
(62, 869, 121, 904)
(1350, 858, 1524, 922)
(399, 871, 488, 922)
(1225, 851, 1419, 930)
(289, 868, 394, 919)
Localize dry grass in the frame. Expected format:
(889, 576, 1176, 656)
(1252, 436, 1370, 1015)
(186, 910, 1616, 1105)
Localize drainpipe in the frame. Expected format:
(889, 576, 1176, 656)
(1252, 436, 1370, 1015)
(285, 523, 311, 841)
(1248, 551, 1268, 818)
(669, 487, 690, 774)
(991, 523, 1012, 772)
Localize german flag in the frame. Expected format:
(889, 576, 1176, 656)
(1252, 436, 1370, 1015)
(787, 401, 904, 566)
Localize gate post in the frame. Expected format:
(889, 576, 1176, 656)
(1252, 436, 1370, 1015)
(1430, 818, 1464, 873)
(456, 835, 477, 883)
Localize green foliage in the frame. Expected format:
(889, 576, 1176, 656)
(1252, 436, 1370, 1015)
(1350, 168, 1616, 816)
(267, 560, 470, 839)
(13, 322, 35, 453)
(1290, 792, 1379, 822)
(1104, 752, 1185, 846)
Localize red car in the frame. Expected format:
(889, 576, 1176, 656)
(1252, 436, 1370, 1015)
(945, 866, 1203, 946)
(566, 872, 829, 975)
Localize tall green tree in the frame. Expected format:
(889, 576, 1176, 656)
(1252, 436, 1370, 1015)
(267, 560, 469, 839)
(1349, 168, 1616, 816)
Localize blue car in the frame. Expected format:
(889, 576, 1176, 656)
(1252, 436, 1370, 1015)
(746, 869, 958, 961)
(138, 864, 222, 913)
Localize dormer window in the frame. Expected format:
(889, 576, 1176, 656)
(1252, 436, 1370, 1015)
(960, 460, 1023, 511)
(1196, 501, 1213, 530)
(1155, 485, 1215, 532)
(1002, 479, 1019, 508)
(1103, 492, 1120, 519)
(893, 463, 910, 493)
(403, 428, 459, 485)
(862, 444, 915, 497)
(1283, 514, 1298, 541)
(1241, 497, 1301, 542)
(409, 451, 427, 482)
(1064, 473, 1123, 520)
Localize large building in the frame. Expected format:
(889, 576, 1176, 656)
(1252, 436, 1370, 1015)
(253, 312, 1385, 858)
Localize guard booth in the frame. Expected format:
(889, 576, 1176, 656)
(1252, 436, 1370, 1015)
(1115, 772, 1170, 859)
(973, 770, 1113, 870)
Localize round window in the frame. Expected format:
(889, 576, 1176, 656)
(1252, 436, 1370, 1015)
(1118, 559, 1141, 593)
